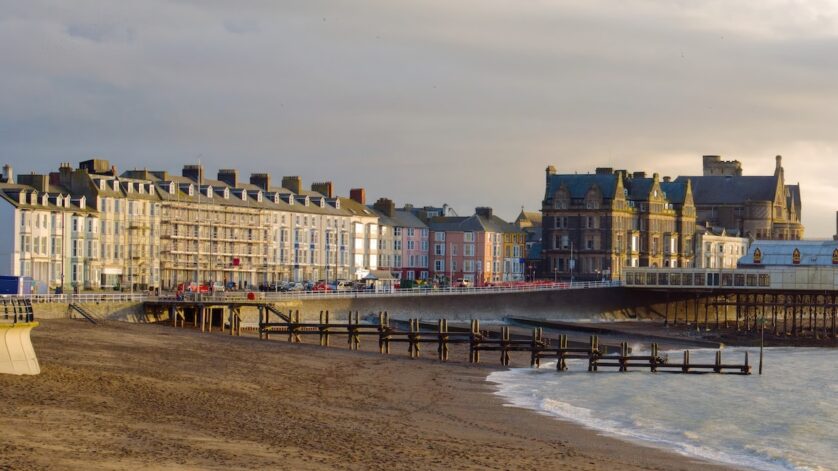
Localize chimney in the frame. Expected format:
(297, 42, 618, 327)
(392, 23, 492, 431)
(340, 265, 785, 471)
(311, 181, 334, 198)
(2, 164, 12, 183)
(151, 170, 170, 181)
(632, 171, 646, 179)
(217, 169, 238, 187)
(281, 176, 302, 194)
(183, 164, 204, 184)
(595, 167, 613, 175)
(79, 159, 112, 175)
(250, 173, 271, 191)
(475, 207, 493, 219)
(373, 198, 396, 217)
(17, 173, 49, 192)
(49, 172, 61, 186)
(663, 176, 671, 182)
(349, 188, 366, 205)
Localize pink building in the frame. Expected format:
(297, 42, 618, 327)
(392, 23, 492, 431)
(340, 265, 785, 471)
(428, 208, 509, 286)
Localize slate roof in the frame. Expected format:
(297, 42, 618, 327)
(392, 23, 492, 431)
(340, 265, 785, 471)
(545, 174, 618, 200)
(428, 214, 520, 234)
(675, 175, 778, 205)
(739, 240, 838, 267)
(389, 209, 428, 229)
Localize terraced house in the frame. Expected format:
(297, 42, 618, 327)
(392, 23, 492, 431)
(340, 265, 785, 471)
(542, 167, 696, 281)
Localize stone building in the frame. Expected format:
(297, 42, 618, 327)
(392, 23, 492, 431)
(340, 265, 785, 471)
(542, 167, 696, 281)
(675, 155, 803, 240)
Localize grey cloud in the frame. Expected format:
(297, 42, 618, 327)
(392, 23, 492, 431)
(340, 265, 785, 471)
(0, 0, 836, 236)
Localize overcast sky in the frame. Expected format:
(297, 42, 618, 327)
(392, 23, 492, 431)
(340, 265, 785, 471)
(1, 1, 836, 236)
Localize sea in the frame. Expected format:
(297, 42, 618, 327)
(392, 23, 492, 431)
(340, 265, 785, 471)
(488, 347, 837, 471)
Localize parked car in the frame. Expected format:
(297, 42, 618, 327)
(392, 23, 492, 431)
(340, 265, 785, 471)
(177, 282, 209, 294)
(335, 280, 353, 291)
(311, 281, 332, 292)
(287, 282, 305, 291)
(453, 278, 472, 288)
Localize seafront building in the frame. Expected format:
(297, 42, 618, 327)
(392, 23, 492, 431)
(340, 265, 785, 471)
(675, 155, 803, 240)
(694, 225, 749, 269)
(542, 154, 807, 280)
(542, 167, 697, 281)
(427, 207, 526, 285)
(0, 159, 540, 292)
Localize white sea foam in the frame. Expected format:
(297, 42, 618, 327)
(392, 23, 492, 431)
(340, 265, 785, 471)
(488, 348, 837, 471)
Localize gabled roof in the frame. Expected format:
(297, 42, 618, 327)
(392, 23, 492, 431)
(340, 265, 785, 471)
(676, 175, 778, 205)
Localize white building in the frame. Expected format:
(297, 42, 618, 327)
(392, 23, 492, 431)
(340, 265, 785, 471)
(694, 226, 750, 269)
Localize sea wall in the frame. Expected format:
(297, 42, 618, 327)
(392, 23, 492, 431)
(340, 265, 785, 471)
(29, 288, 732, 324)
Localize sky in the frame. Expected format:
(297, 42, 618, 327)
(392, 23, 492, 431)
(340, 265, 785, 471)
(1, 1, 837, 237)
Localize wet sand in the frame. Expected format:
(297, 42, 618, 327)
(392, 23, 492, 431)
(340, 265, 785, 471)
(0, 320, 736, 470)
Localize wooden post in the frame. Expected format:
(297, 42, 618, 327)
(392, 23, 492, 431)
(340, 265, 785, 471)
(650, 343, 658, 373)
(714, 350, 721, 373)
(557, 334, 567, 371)
(832, 295, 837, 339)
(682, 350, 690, 374)
(694, 295, 700, 331)
(664, 294, 670, 327)
(588, 335, 596, 372)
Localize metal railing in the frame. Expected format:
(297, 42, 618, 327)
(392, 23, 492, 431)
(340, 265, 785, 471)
(0, 280, 621, 304)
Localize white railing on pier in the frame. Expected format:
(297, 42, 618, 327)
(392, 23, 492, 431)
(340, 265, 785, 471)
(1, 280, 621, 304)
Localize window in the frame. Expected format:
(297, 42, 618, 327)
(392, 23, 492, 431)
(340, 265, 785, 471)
(407, 240, 415, 250)
(434, 232, 445, 241)
(464, 244, 474, 257)
(464, 232, 474, 242)
(434, 260, 444, 271)
(434, 244, 445, 256)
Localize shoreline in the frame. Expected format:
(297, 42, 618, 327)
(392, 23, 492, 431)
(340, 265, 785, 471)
(0, 320, 738, 470)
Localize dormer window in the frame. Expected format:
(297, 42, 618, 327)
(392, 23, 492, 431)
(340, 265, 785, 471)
(30, 192, 38, 205)
(334, 200, 341, 209)
(41, 194, 48, 206)
(168, 182, 175, 194)
(187, 184, 194, 196)
(78, 196, 86, 209)
(126, 182, 133, 193)
(256, 191, 263, 202)
(99, 180, 106, 191)
(205, 186, 213, 198)
(112, 180, 118, 191)
(241, 190, 247, 201)
(56, 195, 63, 206)
(223, 188, 230, 199)
(273, 194, 279, 204)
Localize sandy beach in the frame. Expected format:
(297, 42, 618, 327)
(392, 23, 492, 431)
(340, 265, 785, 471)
(0, 320, 736, 470)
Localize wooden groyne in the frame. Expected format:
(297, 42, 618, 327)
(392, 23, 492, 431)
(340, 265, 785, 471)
(255, 309, 751, 375)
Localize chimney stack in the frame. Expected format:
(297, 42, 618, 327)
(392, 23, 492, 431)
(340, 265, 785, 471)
(17, 173, 49, 192)
(183, 164, 205, 184)
(250, 173, 271, 191)
(217, 169, 239, 187)
(281, 176, 302, 194)
(311, 181, 334, 198)
(349, 188, 366, 205)
(475, 207, 493, 219)
(2, 164, 12, 184)
(373, 198, 396, 217)
(632, 171, 646, 179)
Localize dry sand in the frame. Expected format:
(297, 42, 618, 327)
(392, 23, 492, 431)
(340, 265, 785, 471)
(0, 320, 736, 470)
